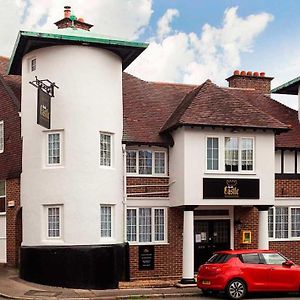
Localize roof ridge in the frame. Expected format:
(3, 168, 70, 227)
(160, 80, 209, 132)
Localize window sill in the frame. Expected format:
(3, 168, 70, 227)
(204, 171, 256, 176)
(127, 241, 169, 246)
(43, 165, 64, 169)
(0, 212, 6, 216)
(126, 174, 169, 178)
(269, 238, 300, 242)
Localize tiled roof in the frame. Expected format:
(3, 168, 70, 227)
(161, 79, 289, 133)
(226, 88, 300, 149)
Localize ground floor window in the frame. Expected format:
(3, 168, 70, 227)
(126, 207, 167, 244)
(100, 205, 113, 239)
(268, 206, 300, 240)
(45, 205, 62, 239)
(0, 181, 5, 213)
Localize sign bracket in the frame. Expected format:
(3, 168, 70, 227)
(29, 76, 59, 97)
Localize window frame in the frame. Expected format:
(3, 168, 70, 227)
(100, 204, 114, 241)
(126, 149, 168, 176)
(126, 207, 168, 245)
(46, 131, 63, 167)
(205, 136, 255, 174)
(0, 180, 6, 215)
(0, 121, 4, 153)
(99, 132, 113, 168)
(269, 206, 300, 241)
(45, 205, 63, 240)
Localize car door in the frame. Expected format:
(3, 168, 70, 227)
(239, 253, 270, 291)
(261, 252, 298, 291)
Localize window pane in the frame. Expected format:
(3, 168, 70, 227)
(126, 151, 137, 173)
(48, 133, 60, 164)
(225, 137, 238, 172)
(241, 138, 253, 171)
(154, 152, 165, 174)
(154, 209, 165, 241)
(139, 151, 152, 174)
(275, 207, 288, 239)
(127, 209, 137, 241)
(101, 206, 112, 237)
(139, 208, 151, 242)
(262, 253, 286, 265)
(0, 181, 5, 196)
(291, 208, 300, 237)
(48, 207, 60, 237)
(0, 122, 3, 152)
(207, 138, 219, 170)
(241, 253, 260, 264)
(268, 208, 274, 238)
(100, 133, 112, 166)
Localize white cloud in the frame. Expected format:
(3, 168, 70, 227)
(156, 8, 179, 41)
(0, 0, 153, 56)
(128, 7, 274, 85)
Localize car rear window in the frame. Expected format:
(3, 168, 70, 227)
(207, 253, 233, 264)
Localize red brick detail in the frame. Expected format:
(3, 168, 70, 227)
(6, 177, 22, 266)
(226, 74, 273, 94)
(275, 179, 300, 197)
(234, 207, 259, 250)
(127, 177, 169, 198)
(270, 242, 300, 264)
(129, 207, 183, 280)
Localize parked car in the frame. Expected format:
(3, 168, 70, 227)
(197, 249, 300, 299)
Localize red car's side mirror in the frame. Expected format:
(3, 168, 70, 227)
(283, 260, 294, 267)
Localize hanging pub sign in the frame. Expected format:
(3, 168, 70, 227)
(37, 88, 51, 129)
(30, 76, 59, 129)
(203, 178, 259, 199)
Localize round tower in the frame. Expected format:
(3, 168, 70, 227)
(8, 8, 147, 289)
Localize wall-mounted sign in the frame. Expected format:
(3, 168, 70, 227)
(139, 245, 154, 270)
(37, 88, 51, 129)
(203, 178, 259, 199)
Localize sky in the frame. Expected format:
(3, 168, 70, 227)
(1, 0, 299, 109)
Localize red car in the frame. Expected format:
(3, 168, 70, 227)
(197, 249, 300, 299)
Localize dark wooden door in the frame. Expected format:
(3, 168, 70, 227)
(194, 220, 230, 271)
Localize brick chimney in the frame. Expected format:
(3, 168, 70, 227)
(54, 6, 94, 31)
(226, 70, 273, 94)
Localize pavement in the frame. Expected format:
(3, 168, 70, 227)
(0, 266, 201, 300)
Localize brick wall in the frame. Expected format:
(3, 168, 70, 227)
(226, 75, 272, 94)
(127, 177, 169, 198)
(234, 206, 259, 249)
(275, 179, 300, 197)
(129, 207, 183, 280)
(6, 177, 22, 266)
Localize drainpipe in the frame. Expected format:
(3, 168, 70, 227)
(122, 144, 127, 242)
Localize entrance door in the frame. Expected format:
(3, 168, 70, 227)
(194, 220, 230, 271)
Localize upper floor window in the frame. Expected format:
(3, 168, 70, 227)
(0, 121, 4, 153)
(126, 150, 167, 176)
(31, 58, 36, 72)
(268, 206, 300, 240)
(241, 138, 254, 171)
(225, 137, 239, 171)
(126, 207, 167, 244)
(207, 137, 219, 170)
(47, 131, 63, 166)
(100, 132, 112, 167)
(0, 181, 5, 213)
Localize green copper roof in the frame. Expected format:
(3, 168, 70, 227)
(271, 76, 300, 95)
(8, 29, 148, 74)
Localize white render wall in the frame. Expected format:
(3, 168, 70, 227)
(21, 45, 124, 246)
(169, 127, 275, 207)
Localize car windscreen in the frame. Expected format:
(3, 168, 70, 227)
(207, 253, 233, 264)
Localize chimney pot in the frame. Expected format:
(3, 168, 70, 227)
(240, 70, 246, 76)
(234, 70, 240, 75)
(260, 72, 265, 77)
(78, 17, 85, 22)
(247, 71, 253, 76)
(64, 6, 71, 19)
(253, 72, 259, 76)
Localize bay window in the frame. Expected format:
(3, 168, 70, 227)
(126, 150, 167, 176)
(126, 207, 167, 243)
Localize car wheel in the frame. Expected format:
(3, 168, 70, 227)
(226, 279, 247, 300)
